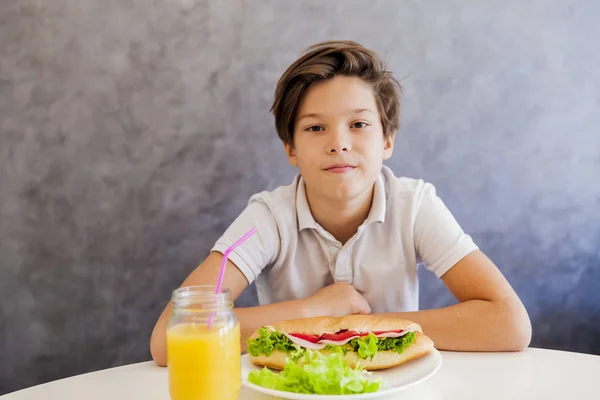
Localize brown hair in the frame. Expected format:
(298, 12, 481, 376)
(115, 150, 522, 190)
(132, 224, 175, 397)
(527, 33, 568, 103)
(271, 40, 402, 145)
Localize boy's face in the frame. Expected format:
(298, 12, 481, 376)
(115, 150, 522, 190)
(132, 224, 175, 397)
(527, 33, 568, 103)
(285, 75, 395, 203)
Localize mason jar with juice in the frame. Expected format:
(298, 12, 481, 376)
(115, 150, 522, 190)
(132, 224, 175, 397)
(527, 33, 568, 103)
(167, 285, 241, 400)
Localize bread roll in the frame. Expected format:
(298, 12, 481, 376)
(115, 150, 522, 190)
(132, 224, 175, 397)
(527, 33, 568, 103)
(248, 315, 434, 371)
(250, 332, 433, 370)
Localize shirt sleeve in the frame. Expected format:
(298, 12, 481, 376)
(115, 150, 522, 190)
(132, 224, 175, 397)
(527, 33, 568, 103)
(210, 196, 280, 285)
(414, 182, 479, 277)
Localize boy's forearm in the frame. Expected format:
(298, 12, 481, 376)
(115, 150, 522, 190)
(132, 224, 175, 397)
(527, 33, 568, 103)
(379, 298, 532, 352)
(150, 298, 311, 366)
(150, 301, 173, 367)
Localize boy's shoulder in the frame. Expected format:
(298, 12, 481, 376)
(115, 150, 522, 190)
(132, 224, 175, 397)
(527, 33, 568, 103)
(246, 175, 301, 224)
(381, 166, 436, 200)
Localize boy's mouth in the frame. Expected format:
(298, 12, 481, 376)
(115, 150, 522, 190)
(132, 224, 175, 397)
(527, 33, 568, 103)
(324, 163, 357, 174)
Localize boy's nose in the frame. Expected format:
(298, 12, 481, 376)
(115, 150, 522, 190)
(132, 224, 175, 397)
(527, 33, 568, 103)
(327, 129, 352, 153)
(328, 145, 349, 153)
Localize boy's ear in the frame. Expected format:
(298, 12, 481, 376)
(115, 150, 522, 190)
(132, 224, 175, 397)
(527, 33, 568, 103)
(283, 142, 298, 166)
(382, 132, 396, 160)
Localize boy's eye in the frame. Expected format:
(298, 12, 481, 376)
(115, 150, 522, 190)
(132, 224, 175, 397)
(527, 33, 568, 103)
(351, 122, 368, 129)
(306, 125, 324, 132)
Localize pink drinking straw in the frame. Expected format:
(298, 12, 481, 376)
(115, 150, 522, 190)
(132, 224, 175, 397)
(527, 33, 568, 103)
(207, 227, 257, 327)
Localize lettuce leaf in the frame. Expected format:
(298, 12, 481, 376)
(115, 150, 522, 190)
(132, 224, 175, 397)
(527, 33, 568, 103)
(247, 329, 417, 360)
(376, 331, 416, 354)
(349, 333, 379, 359)
(248, 349, 382, 395)
(246, 327, 296, 357)
(325, 344, 350, 355)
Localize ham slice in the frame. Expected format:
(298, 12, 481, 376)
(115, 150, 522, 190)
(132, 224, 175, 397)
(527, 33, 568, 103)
(282, 333, 327, 350)
(283, 329, 413, 348)
(318, 335, 364, 345)
(373, 331, 410, 338)
(320, 330, 410, 345)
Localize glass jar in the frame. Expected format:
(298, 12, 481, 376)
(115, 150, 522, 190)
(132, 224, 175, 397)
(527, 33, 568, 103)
(166, 285, 241, 400)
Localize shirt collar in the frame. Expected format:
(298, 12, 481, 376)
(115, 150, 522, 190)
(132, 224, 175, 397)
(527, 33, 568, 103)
(296, 176, 318, 230)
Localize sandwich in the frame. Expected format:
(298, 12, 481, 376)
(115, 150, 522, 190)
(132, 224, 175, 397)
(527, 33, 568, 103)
(246, 315, 434, 371)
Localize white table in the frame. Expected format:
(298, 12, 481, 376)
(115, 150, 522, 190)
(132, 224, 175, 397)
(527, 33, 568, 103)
(2, 348, 599, 399)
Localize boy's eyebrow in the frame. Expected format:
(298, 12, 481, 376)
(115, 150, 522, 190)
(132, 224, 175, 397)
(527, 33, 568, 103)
(352, 108, 375, 115)
(297, 112, 323, 122)
(297, 108, 375, 122)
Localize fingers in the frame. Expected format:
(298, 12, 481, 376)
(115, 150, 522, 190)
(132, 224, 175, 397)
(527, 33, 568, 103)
(353, 298, 372, 315)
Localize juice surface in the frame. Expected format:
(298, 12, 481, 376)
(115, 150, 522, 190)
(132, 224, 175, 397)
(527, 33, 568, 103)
(167, 323, 241, 400)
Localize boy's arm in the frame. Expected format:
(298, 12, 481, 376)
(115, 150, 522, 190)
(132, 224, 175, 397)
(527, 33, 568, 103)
(380, 250, 532, 351)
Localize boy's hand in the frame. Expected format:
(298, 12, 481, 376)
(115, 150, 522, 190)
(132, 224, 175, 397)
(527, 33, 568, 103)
(303, 282, 371, 317)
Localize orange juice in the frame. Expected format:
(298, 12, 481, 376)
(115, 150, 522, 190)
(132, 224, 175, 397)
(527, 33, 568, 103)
(167, 323, 241, 400)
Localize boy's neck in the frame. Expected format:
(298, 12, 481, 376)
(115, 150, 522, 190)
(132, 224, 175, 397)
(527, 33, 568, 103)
(305, 185, 374, 244)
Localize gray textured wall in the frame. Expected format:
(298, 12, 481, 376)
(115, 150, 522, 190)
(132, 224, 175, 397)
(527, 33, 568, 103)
(1, 0, 599, 395)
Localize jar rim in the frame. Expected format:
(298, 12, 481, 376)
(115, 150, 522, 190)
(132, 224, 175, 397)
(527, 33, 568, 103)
(171, 285, 233, 309)
(172, 285, 231, 298)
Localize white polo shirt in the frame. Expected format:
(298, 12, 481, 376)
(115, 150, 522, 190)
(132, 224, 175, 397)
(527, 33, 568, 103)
(211, 166, 478, 313)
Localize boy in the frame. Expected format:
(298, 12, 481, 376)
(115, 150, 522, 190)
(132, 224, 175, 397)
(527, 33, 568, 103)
(150, 40, 531, 366)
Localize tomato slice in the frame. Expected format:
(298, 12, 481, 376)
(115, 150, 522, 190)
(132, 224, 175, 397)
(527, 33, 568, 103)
(288, 333, 321, 343)
(289, 329, 406, 344)
(320, 330, 366, 342)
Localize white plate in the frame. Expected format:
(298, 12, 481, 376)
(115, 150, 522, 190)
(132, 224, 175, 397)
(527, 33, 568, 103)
(241, 349, 442, 399)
